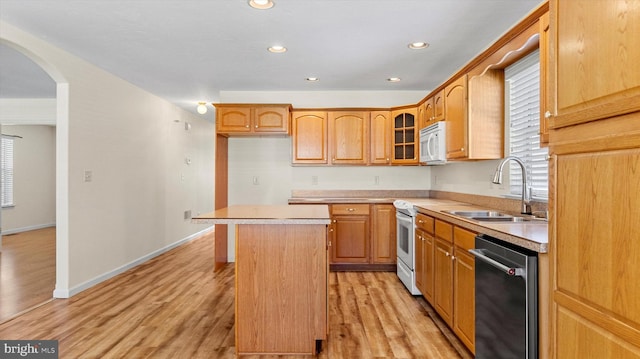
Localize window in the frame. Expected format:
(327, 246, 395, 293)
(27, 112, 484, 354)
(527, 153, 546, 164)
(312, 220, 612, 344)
(505, 49, 548, 199)
(1, 135, 15, 207)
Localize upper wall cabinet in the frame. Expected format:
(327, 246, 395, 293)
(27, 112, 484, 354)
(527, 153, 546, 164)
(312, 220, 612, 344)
(445, 72, 504, 161)
(548, 0, 640, 129)
(291, 111, 328, 164)
(391, 107, 418, 165)
(329, 111, 370, 165)
(370, 111, 392, 165)
(215, 104, 291, 136)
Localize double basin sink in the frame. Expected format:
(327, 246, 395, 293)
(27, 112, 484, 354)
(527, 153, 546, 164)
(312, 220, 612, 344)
(444, 210, 545, 223)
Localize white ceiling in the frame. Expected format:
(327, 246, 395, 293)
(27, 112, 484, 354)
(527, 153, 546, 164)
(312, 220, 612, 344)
(0, 0, 543, 114)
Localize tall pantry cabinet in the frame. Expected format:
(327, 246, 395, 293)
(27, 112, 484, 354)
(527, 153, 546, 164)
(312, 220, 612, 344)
(547, 0, 640, 358)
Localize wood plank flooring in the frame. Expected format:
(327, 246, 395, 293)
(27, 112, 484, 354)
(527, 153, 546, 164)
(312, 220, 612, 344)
(0, 227, 56, 322)
(0, 231, 469, 358)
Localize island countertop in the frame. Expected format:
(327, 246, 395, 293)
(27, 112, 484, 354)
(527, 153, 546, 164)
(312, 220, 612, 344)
(192, 204, 331, 225)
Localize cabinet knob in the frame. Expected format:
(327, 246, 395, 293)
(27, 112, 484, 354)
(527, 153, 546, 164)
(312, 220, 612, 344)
(451, 255, 456, 261)
(347, 208, 355, 212)
(245, 125, 250, 128)
(418, 219, 424, 224)
(328, 240, 332, 247)
(255, 125, 258, 128)
(544, 111, 551, 118)
(445, 252, 450, 257)
(333, 219, 337, 223)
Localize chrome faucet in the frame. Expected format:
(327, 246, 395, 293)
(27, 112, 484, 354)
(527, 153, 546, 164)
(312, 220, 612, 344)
(492, 156, 532, 215)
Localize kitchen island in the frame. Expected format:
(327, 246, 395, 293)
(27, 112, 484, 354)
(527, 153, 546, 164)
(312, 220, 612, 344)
(192, 205, 331, 356)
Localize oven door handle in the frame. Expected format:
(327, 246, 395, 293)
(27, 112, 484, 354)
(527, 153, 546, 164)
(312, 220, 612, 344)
(469, 248, 526, 278)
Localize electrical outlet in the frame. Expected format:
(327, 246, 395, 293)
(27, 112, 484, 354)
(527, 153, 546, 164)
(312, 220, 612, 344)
(252, 176, 259, 185)
(84, 170, 92, 182)
(311, 176, 318, 185)
(374, 176, 380, 185)
(184, 210, 192, 220)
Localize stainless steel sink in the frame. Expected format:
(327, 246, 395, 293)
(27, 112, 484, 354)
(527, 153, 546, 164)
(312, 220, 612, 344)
(443, 210, 534, 223)
(447, 210, 511, 218)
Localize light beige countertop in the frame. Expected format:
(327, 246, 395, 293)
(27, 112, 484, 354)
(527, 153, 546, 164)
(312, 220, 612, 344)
(289, 195, 548, 253)
(192, 204, 331, 225)
(400, 197, 549, 253)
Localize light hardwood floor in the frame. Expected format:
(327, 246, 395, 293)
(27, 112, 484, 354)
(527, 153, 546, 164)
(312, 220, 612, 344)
(0, 231, 470, 358)
(0, 227, 56, 322)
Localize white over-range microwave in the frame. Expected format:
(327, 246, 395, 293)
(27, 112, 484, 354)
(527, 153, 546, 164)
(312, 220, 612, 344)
(419, 121, 447, 165)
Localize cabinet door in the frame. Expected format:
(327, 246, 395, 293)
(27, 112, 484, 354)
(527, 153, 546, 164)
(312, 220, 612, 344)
(329, 111, 369, 165)
(552, 147, 640, 358)
(549, 0, 640, 129)
(217, 107, 252, 133)
(371, 204, 396, 264)
(391, 108, 418, 164)
(331, 215, 370, 264)
(254, 106, 289, 133)
(539, 11, 550, 146)
(453, 246, 475, 354)
(292, 111, 327, 164)
(415, 228, 426, 294)
(423, 234, 435, 305)
(433, 89, 445, 122)
(417, 102, 426, 130)
(423, 98, 435, 128)
(445, 75, 468, 159)
(434, 237, 454, 327)
(370, 111, 392, 165)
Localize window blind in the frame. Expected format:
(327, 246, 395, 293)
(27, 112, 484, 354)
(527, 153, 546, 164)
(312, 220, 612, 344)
(1, 135, 15, 207)
(505, 49, 548, 199)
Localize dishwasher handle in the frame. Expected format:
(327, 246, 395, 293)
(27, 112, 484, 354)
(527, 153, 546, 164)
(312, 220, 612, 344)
(469, 248, 526, 278)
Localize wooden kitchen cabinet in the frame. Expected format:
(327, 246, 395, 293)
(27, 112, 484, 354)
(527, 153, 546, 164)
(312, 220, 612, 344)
(391, 107, 418, 164)
(328, 111, 369, 165)
(538, 11, 550, 146)
(215, 104, 291, 136)
(422, 98, 435, 129)
(445, 73, 504, 161)
(548, 0, 640, 129)
(330, 204, 370, 264)
(371, 204, 396, 264)
(548, 1, 640, 358)
(434, 220, 454, 327)
(415, 213, 435, 304)
(370, 111, 392, 165)
(433, 89, 445, 123)
(291, 111, 328, 164)
(452, 226, 476, 354)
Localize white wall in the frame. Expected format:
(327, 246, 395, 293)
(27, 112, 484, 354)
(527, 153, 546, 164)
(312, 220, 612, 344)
(1, 21, 215, 297)
(1, 125, 56, 233)
(430, 159, 511, 197)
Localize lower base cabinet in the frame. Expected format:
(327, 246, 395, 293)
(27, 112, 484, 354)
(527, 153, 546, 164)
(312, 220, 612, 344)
(418, 214, 476, 354)
(329, 203, 396, 270)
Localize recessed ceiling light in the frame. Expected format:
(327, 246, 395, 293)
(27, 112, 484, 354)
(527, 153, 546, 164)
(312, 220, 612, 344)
(387, 77, 401, 82)
(306, 77, 319, 82)
(408, 42, 429, 50)
(249, 0, 274, 10)
(268, 45, 287, 53)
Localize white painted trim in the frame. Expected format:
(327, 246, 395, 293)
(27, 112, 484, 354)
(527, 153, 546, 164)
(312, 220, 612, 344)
(1, 223, 56, 235)
(53, 226, 214, 299)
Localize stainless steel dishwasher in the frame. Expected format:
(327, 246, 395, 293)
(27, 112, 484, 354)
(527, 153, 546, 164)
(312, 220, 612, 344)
(470, 234, 538, 359)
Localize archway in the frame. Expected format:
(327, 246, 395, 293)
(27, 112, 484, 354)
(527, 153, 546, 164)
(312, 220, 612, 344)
(0, 37, 70, 307)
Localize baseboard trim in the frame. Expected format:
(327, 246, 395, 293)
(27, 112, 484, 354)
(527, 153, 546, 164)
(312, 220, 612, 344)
(2, 223, 56, 235)
(53, 226, 214, 299)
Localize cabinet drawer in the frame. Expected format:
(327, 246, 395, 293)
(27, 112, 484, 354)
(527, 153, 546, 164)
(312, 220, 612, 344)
(416, 213, 434, 234)
(454, 226, 476, 251)
(331, 204, 370, 215)
(435, 220, 453, 243)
